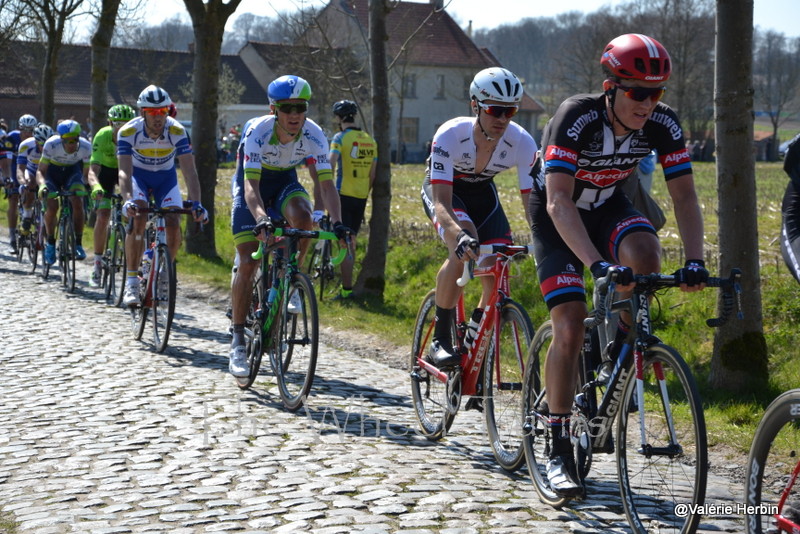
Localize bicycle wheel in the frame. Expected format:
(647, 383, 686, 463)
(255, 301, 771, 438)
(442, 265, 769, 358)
(522, 320, 572, 508)
(237, 271, 266, 390)
(745, 388, 800, 534)
(132, 275, 148, 341)
(409, 289, 457, 440)
(152, 246, 176, 353)
(617, 343, 707, 534)
(31, 208, 43, 274)
(272, 272, 318, 411)
(60, 216, 76, 293)
(483, 299, 534, 472)
(105, 224, 127, 306)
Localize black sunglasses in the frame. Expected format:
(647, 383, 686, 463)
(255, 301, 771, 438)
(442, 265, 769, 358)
(612, 81, 666, 102)
(275, 102, 309, 114)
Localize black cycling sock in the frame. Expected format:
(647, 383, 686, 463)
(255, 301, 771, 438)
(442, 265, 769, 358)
(433, 306, 454, 348)
(231, 324, 245, 347)
(549, 413, 572, 457)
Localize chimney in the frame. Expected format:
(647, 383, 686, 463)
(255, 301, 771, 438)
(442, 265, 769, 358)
(467, 20, 472, 38)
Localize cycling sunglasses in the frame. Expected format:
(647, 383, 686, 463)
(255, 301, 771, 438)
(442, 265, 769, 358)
(612, 81, 667, 103)
(143, 107, 170, 116)
(275, 102, 309, 114)
(477, 101, 519, 119)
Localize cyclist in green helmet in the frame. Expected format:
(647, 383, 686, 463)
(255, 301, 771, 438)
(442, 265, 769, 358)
(86, 104, 134, 287)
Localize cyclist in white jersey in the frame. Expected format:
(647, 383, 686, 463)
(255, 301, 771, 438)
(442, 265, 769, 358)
(117, 84, 207, 307)
(420, 67, 537, 368)
(16, 123, 53, 236)
(227, 74, 350, 378)
(36, 120, 91, 265)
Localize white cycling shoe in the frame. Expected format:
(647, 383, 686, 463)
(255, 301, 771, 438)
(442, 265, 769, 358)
(229, 346, 249, 377)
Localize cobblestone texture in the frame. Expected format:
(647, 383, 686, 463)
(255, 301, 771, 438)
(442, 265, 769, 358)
(0, 233, 746, 533)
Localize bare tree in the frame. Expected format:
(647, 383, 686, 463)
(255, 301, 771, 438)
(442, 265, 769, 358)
(89, 0, 121, 137)
(753, 31, 800, 160)
(114, 14, 194, 51)
(355, 0, 391, 297)
(182, 0, 243, 258)
(710, 0, 767, 392)
(19, 0, 87, 124)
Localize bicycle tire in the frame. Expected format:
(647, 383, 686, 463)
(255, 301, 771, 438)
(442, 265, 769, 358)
(60, 215, 76, 293)
(745, 388, 800, 534)
(522, 320, 572, 508)
(616, 343, 708, 534)
(272, 272, 318, 411)
(237, 271, 266, 390)
(484, 299, 534, 472)
(106, 224, 127, 306)
(152, 246, 176, 353)
(409, 289, 457, 441)
(31, 208, 43, 274)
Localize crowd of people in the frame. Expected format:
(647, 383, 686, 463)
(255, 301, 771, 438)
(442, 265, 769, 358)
(2, 31, 796, 508)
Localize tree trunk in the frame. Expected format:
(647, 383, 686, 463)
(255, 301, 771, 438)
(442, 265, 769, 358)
(41, 39, 60, 125)
(183, 0, 242, 258)
(710, 0, 768, 392)
(90, 0, 121, 137)
(355, 0, 391, 298)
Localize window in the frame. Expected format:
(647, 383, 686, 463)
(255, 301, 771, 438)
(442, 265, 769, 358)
(435, 74, 445, 99)
(401, 117, 419, 145)
(403, 74, 417, 99)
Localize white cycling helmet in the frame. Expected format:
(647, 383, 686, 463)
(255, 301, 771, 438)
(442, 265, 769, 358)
(137, 84, 172, 108)
(33, 123, 54, 144)
(469, 67, 523, 104)
(18, 114, 38, 129)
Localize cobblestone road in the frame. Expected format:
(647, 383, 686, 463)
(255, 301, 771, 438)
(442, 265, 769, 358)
(0, 234, 746, 533)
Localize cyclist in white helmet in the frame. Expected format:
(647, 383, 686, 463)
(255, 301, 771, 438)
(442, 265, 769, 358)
(16, 123, 53, 238)
(420, 67, 538, 368)
(4, 114, 37, 253)
(117, 84, 207, 307)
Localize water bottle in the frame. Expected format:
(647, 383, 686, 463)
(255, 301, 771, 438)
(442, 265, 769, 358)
(266, 276, 280, 306)
(141, 248, 153, 278)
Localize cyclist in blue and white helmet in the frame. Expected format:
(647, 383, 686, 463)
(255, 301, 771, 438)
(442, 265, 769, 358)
(226, 74, 351, 380)
(14, 123, 54, 240)
(117, 83, 206, 307)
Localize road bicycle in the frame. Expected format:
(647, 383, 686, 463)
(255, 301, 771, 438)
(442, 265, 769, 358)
(14, 185, 41, 272)
(409, 243, 535, 471)
(98, 194, 127, 306)
(237, 219, 341, 412)
(305, 213, 346, 301)
(523, 268, 742, 533)
(130, 202, 195, 353)
(41, 190, 83, 292)
(745, 388, 800, 533)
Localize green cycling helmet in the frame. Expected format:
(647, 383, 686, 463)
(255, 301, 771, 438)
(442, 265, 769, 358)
(108, 104, 135, 122)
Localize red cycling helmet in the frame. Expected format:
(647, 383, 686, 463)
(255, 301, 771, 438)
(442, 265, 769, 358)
(600, 34, 671, 82)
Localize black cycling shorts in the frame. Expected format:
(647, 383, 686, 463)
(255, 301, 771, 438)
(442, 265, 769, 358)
(781, 180, 800, 283)
(530, 191, 657, 310)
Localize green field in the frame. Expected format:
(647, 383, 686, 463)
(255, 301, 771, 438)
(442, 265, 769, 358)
(1, 159, 796, 458)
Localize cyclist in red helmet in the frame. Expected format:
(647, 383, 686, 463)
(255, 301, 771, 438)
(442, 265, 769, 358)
(529, 33, 707, 497)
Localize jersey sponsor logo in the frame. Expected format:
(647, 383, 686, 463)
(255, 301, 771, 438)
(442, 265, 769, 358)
(541, 271, 585, 295)
(566, 109, 599, 141)
(575, 168, 633, 187)
(649, 111, 683, 141)
(169, 125, 185, 136)
(432, 161, 445, 171)
(120, 126, 137, 137)
(546, 145, 578, 163)
(433, 145, 450, 158)
(307, 156, 318, 166)
(247, 152, 261, 163)
(662, 149, 690, 166)
(578, 156, 640, 167)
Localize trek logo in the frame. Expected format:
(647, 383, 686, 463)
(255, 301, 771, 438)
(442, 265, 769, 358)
(566, 109, 599, 141)
(546, 146, 578, 163)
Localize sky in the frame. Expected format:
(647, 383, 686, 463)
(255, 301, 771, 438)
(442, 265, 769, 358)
(137, 0, 799, 38)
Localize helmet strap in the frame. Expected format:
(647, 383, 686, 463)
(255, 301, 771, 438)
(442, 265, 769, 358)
(606, 88, 636, 133)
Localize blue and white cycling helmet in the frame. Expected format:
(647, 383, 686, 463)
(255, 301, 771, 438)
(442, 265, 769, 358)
(57, 120, 81, 138)
(267, 75, 312, 105)
(137, 84, 172, 108)
(33, 123, 54, 144)
(18, 114, 38, 130)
